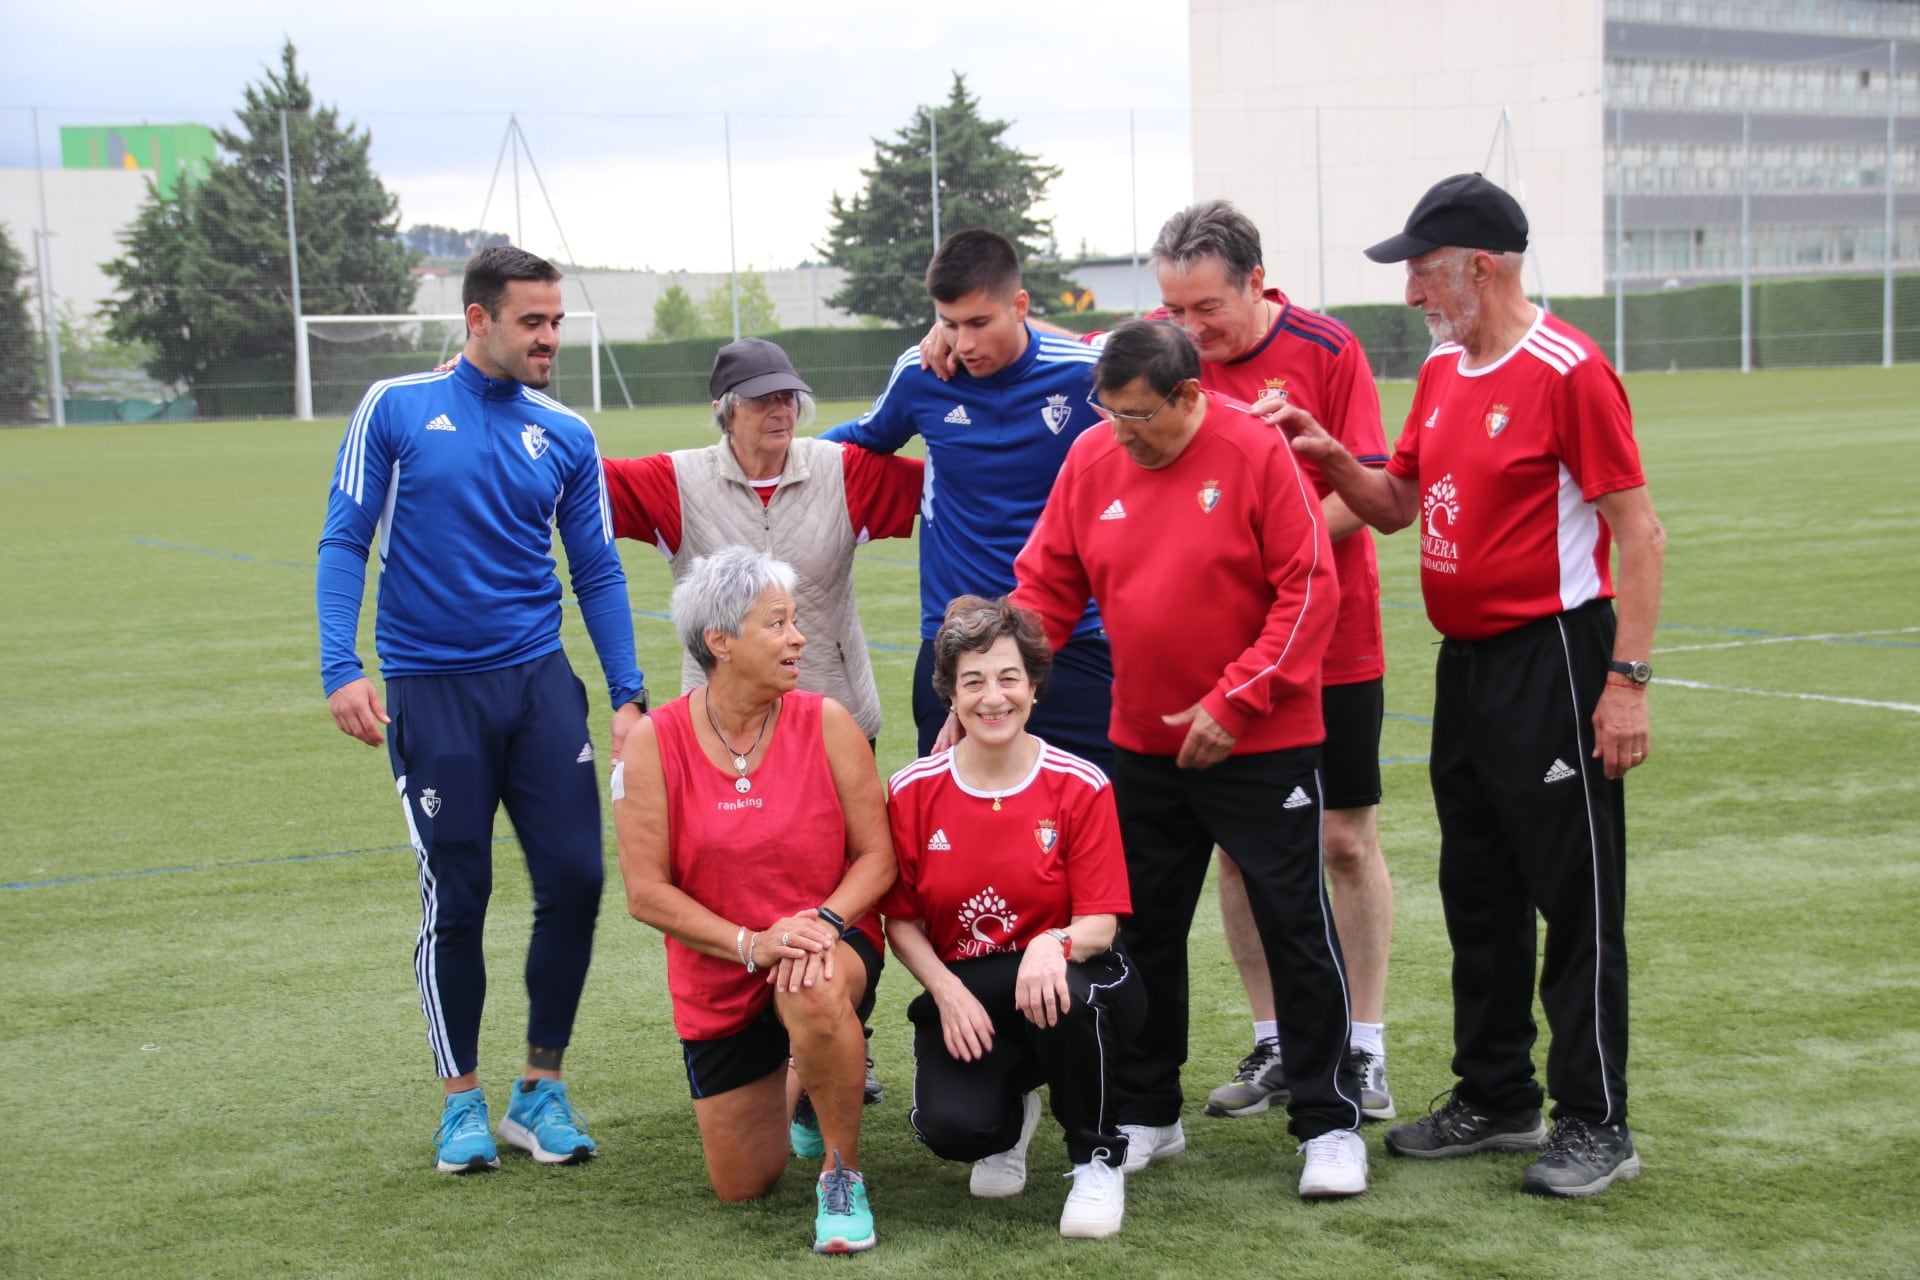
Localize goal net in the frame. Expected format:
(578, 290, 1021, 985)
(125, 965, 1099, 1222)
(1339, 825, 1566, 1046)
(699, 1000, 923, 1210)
(296, 313, 602, 419)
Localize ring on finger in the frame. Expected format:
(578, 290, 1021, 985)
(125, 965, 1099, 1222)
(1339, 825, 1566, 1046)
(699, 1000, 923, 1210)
(780, 931, 791, 947)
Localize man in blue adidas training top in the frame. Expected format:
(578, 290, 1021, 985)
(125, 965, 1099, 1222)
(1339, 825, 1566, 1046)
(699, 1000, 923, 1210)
(822, 229, 1112, 768)
(318, 246, 645, 1175)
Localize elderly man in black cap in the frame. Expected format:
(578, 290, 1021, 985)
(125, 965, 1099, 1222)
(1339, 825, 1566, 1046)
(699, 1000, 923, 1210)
(1272, 173, 1665, 1198)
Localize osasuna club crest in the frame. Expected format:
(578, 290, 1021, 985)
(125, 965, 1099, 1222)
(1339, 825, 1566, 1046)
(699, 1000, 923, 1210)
(1264, 378, 1288, 405)
(522, 423, 550, 459)
(1041, 394, 1073, 435)
(1197, 479, 1223, 513)
(1034, 819, 1059, 854)
(1485, 404, 1510, 438)
(419, 788, 443, 818)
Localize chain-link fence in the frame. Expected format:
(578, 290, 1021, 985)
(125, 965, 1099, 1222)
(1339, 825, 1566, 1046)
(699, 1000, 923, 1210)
(2, 93, 1915, 424)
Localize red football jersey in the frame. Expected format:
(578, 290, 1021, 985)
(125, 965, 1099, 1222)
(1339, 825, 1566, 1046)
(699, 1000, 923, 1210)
(1385, 310, 1645, 642)
(880, 743, 1131, 965)
(1014, 396, 1336, 755)
(1189, 290, 1388, 685)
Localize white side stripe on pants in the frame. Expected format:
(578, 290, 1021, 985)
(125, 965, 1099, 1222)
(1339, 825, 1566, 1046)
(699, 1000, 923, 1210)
(398, 774, 456, 1078)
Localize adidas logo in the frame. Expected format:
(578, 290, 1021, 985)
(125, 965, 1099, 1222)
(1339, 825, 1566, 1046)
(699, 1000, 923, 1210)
(426, 413, 456, 432)
(1282, 786, 1312, 810)
(927, 828, 952, 851)
(576, 742, 595, 764)
(1543, 758, 1576, 784)
(1098, 499, 1127, 521)
(944, 405, 972, 425)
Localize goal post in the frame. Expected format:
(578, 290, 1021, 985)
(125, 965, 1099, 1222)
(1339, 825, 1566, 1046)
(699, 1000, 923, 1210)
(296, 312, 602, 420)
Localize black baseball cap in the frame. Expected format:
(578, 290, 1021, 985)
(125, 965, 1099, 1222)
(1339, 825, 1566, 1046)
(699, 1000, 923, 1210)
(709, 337, 812, 400)
(1363, 173, 1529, 263)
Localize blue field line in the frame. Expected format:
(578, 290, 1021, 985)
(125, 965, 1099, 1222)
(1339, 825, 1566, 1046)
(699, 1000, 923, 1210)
(854, 553, 921, 567)
(135, 537, 313, 569)
(2, 834, 512, 892)
(1384, 711, 1432, 724)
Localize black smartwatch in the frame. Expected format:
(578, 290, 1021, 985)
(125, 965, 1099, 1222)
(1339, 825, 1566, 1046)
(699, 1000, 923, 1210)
(1607, 660, 1653, 686)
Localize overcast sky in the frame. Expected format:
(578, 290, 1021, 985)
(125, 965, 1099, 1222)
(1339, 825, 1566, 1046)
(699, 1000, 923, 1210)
(2, 0, 1193, 272)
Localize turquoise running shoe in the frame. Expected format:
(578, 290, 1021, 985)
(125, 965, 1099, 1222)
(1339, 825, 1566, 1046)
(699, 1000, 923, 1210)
(813, 1151, 876, 1254)
(791, 1092, 825, 1159)
(435, 1087, 500, 1174)
(498, 1077, 597, 1165)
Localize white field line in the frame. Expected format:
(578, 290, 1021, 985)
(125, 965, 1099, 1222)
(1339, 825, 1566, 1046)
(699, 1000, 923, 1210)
(1657, 678, 1920, 715)
(1654, 625, 1920, 655)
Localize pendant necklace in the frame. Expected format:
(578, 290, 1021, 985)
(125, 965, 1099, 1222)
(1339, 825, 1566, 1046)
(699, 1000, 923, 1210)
(706, 690, 775, 794)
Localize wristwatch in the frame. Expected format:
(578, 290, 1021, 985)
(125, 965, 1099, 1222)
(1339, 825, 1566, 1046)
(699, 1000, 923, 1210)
(1044, 928, 1073, 962)
(1607, 660, 1653, 686)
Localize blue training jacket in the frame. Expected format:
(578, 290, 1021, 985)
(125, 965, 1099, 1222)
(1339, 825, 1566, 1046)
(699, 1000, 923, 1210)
(317, 357, 644, 708)
(822, 326, 1105, 641)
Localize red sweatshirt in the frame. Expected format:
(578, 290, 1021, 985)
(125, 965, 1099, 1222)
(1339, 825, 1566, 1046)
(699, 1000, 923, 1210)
(1014, 395, 1336, 756)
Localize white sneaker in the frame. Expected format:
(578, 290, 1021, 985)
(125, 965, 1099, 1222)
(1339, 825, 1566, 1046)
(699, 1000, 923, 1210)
(1117, 1119, 1186, 1174)
(1298, 1128, 1369, 1198)
(1059, 1151, 1126, 1239)
(970, 1090, 1043, 1197)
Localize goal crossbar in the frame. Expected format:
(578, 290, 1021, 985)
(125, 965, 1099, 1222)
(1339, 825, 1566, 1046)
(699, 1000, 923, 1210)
(295, 312, 602, 419)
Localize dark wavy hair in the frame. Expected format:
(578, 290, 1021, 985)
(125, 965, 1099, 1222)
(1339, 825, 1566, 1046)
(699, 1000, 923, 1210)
(931, 595, 1052, 703)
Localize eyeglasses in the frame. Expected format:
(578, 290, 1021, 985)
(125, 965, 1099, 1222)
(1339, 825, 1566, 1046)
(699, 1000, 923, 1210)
(1085, 385, 1181, 424)
(740, 389, 799, 410)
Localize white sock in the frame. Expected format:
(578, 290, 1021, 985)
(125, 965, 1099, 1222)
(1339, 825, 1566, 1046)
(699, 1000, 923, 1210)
(1350, 1021, 1386, 1058)
(1253, 1019, 1279, 1046)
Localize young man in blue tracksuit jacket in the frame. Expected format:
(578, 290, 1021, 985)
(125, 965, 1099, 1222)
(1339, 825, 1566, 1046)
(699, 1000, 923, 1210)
(317, 246, 645, 1175)
(822, 229, 1113, 769)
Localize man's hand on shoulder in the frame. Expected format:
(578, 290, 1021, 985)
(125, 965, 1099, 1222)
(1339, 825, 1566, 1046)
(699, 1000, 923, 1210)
(610, 699, 645, 764)
(918, 322, 959, 381)
(328, 677, 390, 747)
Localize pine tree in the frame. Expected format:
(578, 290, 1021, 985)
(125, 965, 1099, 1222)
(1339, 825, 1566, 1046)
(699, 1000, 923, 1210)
(818, 74, 1074, 327)
(648, 284, 702, 341)
(103, 42, 415, 414)
(699, 270, 781, 337)
(0, 223, 41, 422)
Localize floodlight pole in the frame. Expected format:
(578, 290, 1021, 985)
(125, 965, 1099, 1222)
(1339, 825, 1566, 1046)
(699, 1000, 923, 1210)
(1885, 41, 1897, 369)
(1129, 108, 1140, 317)
(1613, 100, 1625, 371)
(1741, 106, 1752, 374)
(283, 111, 312, 421)
(32, 108, 64, 426)
(930, 110, 941, 251)
(725, 113, 740, 341)
(1315, 106, 1327, 312)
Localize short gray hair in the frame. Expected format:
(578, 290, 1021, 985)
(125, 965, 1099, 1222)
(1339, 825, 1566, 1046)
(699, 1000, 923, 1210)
(712, 390, 819, 434)
(672, 546, 800, 672)
(1150, 199, 1264, 292)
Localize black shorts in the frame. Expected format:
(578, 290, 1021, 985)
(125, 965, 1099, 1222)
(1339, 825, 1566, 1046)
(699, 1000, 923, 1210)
(679, 930, 883, 1100)
(1320, 678, 1384, 811)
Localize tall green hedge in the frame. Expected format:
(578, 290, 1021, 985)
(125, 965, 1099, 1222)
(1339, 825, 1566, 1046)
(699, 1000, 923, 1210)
(174, 274, 1920, 419)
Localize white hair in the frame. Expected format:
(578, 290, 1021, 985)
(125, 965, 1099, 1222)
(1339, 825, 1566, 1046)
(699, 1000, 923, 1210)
(672, 546, 799, 671)
(712, 389, 818, 434)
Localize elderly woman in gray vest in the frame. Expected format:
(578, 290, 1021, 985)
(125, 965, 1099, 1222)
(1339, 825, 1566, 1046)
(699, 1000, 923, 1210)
(604, 338, 923, 746)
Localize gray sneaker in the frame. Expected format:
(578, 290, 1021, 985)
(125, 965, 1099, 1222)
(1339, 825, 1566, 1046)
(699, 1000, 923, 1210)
(1205, 1037, 1288, 1117)
(1521, 1118, 1640, 1197)
(1348, 1047, 1396, 1121)
(1384, 1091, 1547, 1159)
